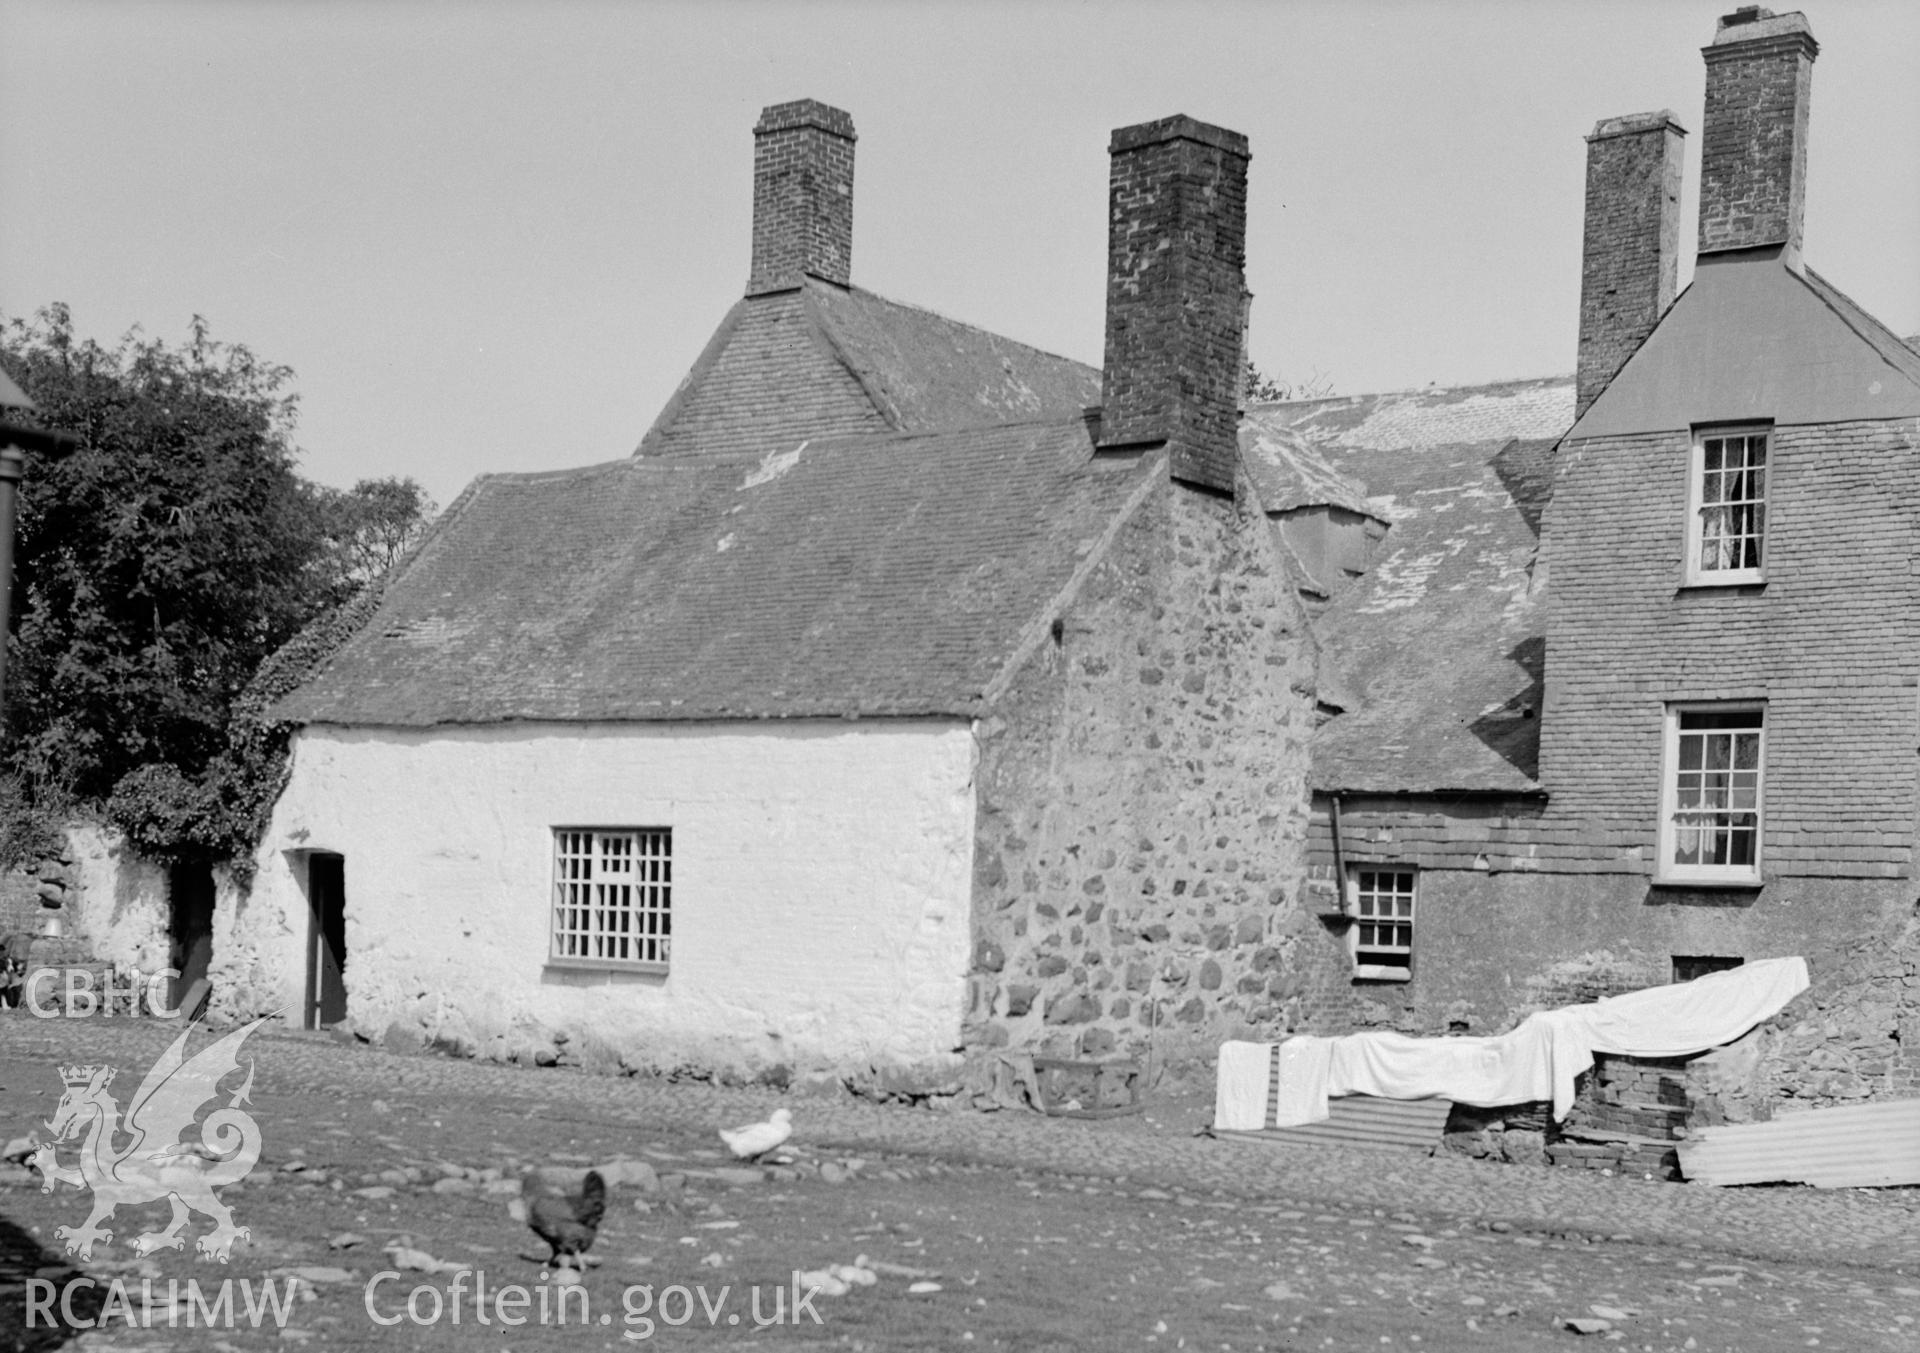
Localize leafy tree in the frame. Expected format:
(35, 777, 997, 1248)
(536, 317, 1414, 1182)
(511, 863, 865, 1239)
(0, 307, 430, 866)
(1244, 359, 1333, 404)
(311, 476, 436, 602)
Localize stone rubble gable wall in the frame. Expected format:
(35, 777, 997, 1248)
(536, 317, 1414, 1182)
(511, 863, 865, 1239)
(1538, 417, 1920, 878)
(963, 468, 1328, 1077)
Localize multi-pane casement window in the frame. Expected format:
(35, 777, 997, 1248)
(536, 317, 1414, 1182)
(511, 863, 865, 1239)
(1686, 426, 1768, 584)
(1658, 705, 1764, 885)
(1349, 868, 1415, 980)
(551, 828, 672, 968)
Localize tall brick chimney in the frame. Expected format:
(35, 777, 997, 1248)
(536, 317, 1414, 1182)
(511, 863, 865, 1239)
(748, 100, 856, 296)
(1096, 115, 1250, 496)
(1576, 112, 1686, 419)
(1698, 7, 1818, 261)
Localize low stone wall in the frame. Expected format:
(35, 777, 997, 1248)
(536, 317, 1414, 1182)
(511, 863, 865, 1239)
(1728, 918, 1920, 1116)
(0, 839, 74, 938)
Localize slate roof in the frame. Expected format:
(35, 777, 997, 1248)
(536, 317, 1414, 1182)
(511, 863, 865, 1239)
(1239, 420, 1373, 517)
(637, 279, 1100, 459)
(1250, 377, 1575, 794)
(272, 418, 1158, 727)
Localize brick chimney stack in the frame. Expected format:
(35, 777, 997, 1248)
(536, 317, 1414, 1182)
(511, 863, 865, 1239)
(1096, 115, 1250, 496)
(748, 100, 856, 296)
(1575, 112, 1686, 419)
(1698, 7, 1818, 262)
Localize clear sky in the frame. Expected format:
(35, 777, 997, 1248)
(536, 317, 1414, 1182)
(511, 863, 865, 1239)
(4, 0, 1916, 509)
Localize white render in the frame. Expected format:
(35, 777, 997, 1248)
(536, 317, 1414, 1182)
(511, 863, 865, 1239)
(237, 719, 978, 1073)
(65, 821, 170, 971)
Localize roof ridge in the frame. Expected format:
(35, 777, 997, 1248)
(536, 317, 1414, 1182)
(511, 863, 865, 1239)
(804, 284, 907, 430)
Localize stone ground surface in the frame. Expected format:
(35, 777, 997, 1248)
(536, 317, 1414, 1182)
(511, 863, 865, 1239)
(1, 1014, 1917, 1351)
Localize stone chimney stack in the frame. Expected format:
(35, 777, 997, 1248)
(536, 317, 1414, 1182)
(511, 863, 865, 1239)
(1576, 112, 1686, 419)
(1096, 115, 1250, 496)
(748, 100, 856, 296)
(1698, 7, 1818, 261)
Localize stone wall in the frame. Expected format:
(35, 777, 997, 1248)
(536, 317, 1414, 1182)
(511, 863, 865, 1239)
(0, 851, 60, 938)
(1, 822, 166, 952)
(62, 822, 172, 971)
(1290, 847, 1911, 1040)
(965, 463, 1325, 1077)
(1723, 912, 1920, 1116)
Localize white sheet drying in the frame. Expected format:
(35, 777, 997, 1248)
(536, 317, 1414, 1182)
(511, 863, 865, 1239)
(1230, 955, 1808, 1128)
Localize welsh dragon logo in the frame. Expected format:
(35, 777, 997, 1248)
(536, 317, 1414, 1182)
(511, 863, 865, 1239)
(30, 1016, 269, 1263)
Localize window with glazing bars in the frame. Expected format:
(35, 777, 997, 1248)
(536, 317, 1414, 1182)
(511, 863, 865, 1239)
(551, 829, 671, 966)
(1352, 869, 1414, 972)
(1692, 429, 1767, 579)
(1667, 708, 1763, 875)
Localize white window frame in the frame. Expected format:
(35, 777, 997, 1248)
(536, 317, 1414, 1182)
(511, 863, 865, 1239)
(550, 828, 672, 971)
(1684, 425, 1770, 586)
(1656, 703, 1764, 887)
(1348, 867, 1415, 981)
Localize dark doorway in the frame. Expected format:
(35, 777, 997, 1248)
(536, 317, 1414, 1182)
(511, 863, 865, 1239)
(167, 861, 215, 1018)
(1673, 954, 1745, 983)
(306, 853, 348, 1028)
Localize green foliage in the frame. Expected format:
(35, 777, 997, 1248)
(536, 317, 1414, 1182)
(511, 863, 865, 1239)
(310, 476, 436, 602)
(0, 773, 65, 871)
(0, 306, 431, 871)
(2, 305, 319, 801)
(1244, 359, 1333, 404)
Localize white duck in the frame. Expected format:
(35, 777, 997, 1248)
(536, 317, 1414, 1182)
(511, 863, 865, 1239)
(718, 1107, 792, 1160)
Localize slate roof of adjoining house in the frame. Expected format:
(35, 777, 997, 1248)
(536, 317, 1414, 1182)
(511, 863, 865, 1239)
(637, 279, 1101, 460)
(1248, 377, 1575, 794)
(273, 417, 1158, 727)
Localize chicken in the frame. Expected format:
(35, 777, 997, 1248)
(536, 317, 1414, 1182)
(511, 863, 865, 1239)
(718, 1107, 792, 1160)
(525, 1168, 606, 1269)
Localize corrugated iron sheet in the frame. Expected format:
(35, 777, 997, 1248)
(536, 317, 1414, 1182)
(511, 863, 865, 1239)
(1220, 1044, 1451, 1151)
(1677, 1098, 1920, 1188)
